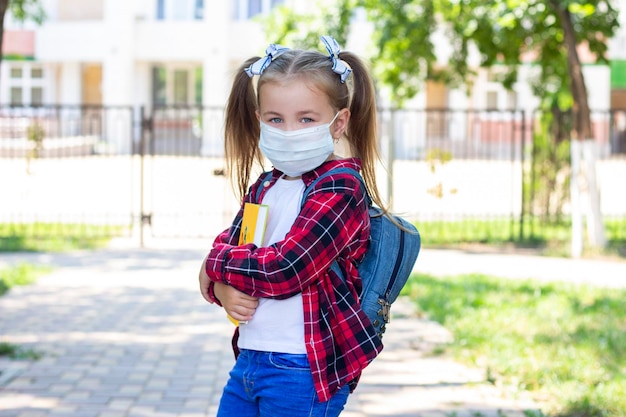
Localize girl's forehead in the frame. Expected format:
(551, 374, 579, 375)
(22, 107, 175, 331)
(258, 79, 332, 113)
(260, 78, 320, 95)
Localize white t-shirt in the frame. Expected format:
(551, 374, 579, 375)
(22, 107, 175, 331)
(237, 175, 307, 354)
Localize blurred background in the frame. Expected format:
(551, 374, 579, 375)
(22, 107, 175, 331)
(0, 0, 624, 258)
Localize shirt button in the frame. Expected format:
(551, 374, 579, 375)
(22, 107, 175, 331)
(263, 181, 270, 188)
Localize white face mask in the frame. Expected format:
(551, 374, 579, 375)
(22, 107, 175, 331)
(259, 113, 339, 177)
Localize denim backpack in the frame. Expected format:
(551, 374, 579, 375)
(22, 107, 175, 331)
(256, 167, 421, 338)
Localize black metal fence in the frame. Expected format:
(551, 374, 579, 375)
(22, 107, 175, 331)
(0, 105, 135, 157)
(0, 105, 137, 247)
(1, 104, 625, 246)
(4, 105, 623, 159)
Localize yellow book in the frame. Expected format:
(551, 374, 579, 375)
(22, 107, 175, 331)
(228, 202, 269, 326)
(238, 202, 269, 247)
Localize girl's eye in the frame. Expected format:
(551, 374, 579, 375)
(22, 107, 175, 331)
(269, 117, 282, 124)
(300, 117, 314, 123)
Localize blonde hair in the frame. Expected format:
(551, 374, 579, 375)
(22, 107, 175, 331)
(224, 46, 385, 211)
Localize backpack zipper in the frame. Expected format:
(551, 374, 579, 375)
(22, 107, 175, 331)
(384, 229, 405, 299)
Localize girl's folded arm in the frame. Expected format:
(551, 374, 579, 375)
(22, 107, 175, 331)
(205, 183, 366, 299)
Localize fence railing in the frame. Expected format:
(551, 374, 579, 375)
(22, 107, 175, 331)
(1, 105, 624, 160)
(0, 105, 136, 157)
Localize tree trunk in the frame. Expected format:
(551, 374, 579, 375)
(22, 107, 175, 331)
(0, 0, 8, 76)
(554, 4, 593, 141)
(549, 0, 607, 255)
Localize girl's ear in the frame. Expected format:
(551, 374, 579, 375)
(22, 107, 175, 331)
(332, 108, 350, 139)
(255, 110, 261, 121)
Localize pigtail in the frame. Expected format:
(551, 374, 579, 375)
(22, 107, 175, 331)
(224, 57, 264, 201)
(339, 52, 386, 212)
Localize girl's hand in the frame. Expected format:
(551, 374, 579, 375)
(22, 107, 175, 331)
(199, 255, 215, 303)
(198, 256, 258, 321)
(213, 282, 259, 322)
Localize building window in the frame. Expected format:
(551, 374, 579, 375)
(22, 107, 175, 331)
(156, 0, 164, 19)
(195, 0, 204, 19)
(486, 91, 498, 110)
(194, 67, 203, 105)
(6, 64, 45, 105)
(152, 67, 167, 105)
(487, 70, 499, 83)
(151, 65, 201, 105)
(10, 87, 23, 105)
(173, 70, 188, 104)
(58, 0, 103, 21)
(31, 87, 43, 106)
(157, 0, 204, 20)
(235, 0, 284, 20)
(10, 68, 22, 79)
(250, 0, 264, 17)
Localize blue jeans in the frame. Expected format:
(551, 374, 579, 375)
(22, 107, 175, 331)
(216, 349, 350, 417)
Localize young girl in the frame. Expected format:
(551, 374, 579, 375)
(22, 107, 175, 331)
(199, 36, 386, 417)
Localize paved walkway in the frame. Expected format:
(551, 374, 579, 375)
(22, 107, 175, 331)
(0, 241, 624, 417)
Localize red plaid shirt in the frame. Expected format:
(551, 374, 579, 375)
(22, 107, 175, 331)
(204, 158, 383, 401)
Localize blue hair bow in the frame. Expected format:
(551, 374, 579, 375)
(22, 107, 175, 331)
(320, 36, 352, 83)
(244, 43, 290, 78)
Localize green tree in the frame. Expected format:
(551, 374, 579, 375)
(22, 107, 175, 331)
(264, 0, 620, 254)
(0, 0, 46, 72)
(262, 0, 353, 51)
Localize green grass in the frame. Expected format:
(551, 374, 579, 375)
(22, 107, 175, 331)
(0, 342, 42, 360)
(416, 217, 626, 259)
(0, 263, 51, 296)
(0, 223, 127, 252)
(0, 264, 50, 359)
(403, 274, 626, 417)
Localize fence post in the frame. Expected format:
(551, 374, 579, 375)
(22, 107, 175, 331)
(139, 107, 152, 248)
(519, 110, 526, 242)
(387, 109, 395, 207)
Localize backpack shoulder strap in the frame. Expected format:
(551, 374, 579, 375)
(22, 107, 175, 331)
(300, 167, 370, 209)
(253, 171, 274, 203)
(300, 166, 369, 283)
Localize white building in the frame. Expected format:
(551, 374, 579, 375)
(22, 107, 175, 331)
(0, 0, 288, 109)
(3, 0, 622, 109)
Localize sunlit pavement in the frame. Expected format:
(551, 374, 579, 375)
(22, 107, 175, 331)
(1, 242, 624, 417)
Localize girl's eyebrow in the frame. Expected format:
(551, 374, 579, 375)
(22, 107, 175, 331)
(261, 110, 322, 118)
(260, 110, 283, 118)
(297, 110, 321, 117)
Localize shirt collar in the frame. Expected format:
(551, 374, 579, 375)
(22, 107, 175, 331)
(301, 158, 362, 186)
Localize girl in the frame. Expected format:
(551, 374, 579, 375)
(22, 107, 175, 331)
(199, 36, 386, 417)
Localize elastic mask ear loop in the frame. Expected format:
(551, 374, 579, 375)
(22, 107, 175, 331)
(329, 112, 341, 143)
